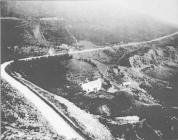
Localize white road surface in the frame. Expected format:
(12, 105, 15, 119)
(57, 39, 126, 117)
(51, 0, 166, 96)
(1, 31, 178, 139)
(1, 62, 84, 140)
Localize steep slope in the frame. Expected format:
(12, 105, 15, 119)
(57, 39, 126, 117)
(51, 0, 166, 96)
(70, 15, 178, 45)
(10, 32, 178, 139)
(1, 80, 65, 140)
(1, 18, 75, 63)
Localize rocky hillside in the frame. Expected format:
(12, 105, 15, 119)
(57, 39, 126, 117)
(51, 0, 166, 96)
(1, 18, 76, 63)
(1, 80, 66, 140)
(10, 32, 178, 139)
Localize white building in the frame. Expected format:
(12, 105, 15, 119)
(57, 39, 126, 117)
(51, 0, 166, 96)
(48, 47, 55, 55)
(81, 78, 102, 93)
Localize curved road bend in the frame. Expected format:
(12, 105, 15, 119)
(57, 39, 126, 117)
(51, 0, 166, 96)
(1, 62, 84, 140)
(1, 31, 178, 139)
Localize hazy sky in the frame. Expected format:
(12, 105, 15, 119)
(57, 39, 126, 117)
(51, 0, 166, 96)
(7, 0, 178, 25)
(76, 0, 178, 25)
(112, 0, 178, 25)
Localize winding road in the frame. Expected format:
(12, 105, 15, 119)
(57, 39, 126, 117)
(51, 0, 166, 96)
(1, 31, 178, 139)
(1, 61, 84, 140)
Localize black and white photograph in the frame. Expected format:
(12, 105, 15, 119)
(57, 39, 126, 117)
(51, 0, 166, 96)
(1, 0, 178, 139)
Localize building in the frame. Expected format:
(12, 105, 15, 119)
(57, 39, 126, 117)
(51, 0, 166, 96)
(81, 78, 102, 93)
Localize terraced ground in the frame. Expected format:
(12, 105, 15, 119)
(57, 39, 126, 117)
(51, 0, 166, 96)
(9, 33, 178, 140)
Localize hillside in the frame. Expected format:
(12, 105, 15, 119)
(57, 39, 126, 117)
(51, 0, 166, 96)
(1, 18, 76, 63)
(1, 80, 65, 140)
(9, 32, 178, 140)
(70, 15, 178, 45)
(1, 0, 178, 63)
(1, 1, 178, 139)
